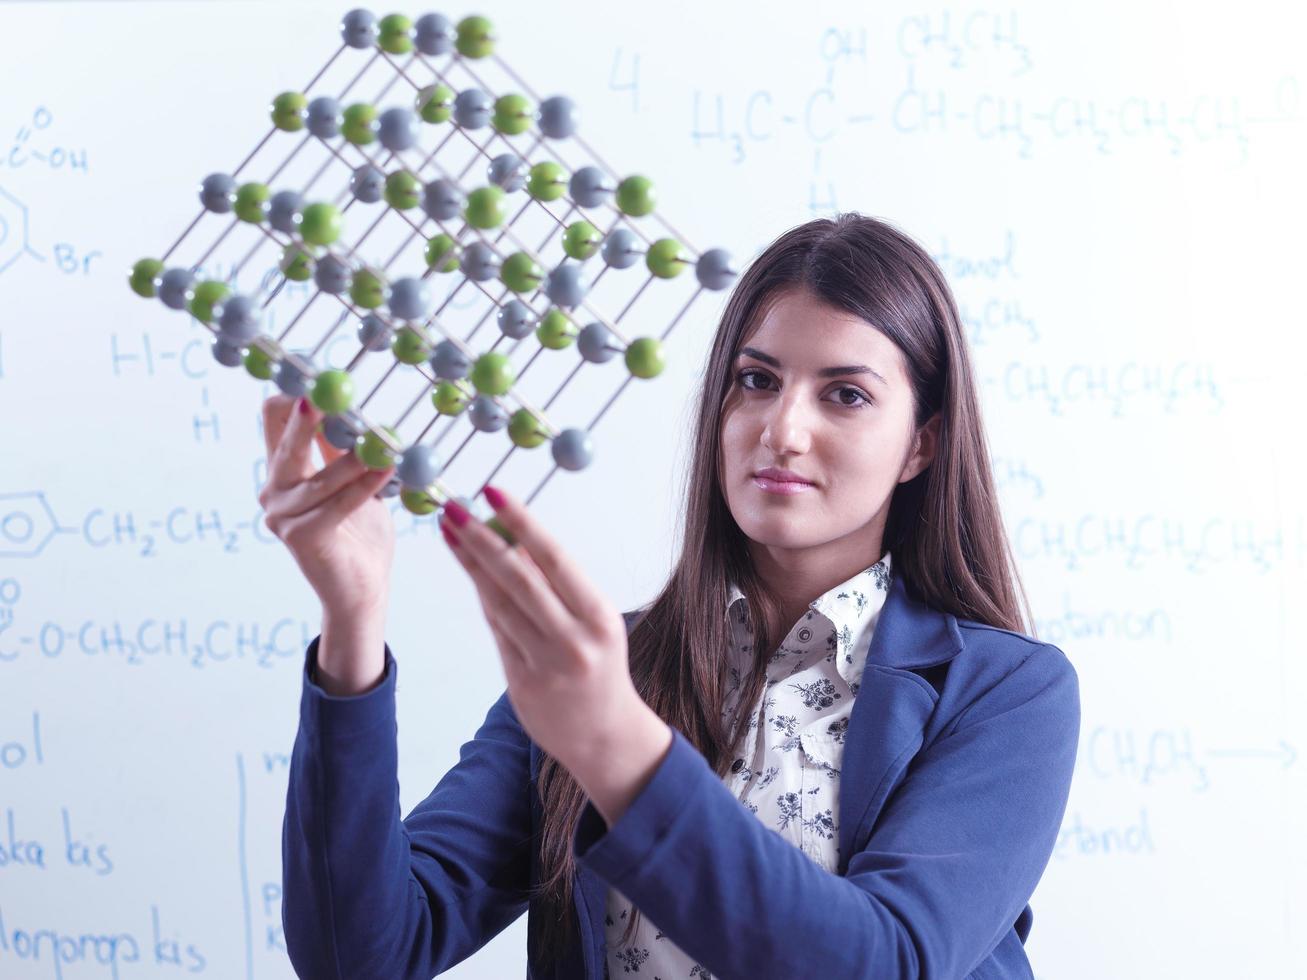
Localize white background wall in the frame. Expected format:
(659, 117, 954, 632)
(0, 1, 1303, 977)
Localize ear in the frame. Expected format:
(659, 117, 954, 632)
(899, 412, 941, 484)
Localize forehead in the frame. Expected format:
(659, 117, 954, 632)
(741, 288, 902, 369)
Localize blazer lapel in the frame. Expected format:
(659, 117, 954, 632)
(837, 573, 964, 869)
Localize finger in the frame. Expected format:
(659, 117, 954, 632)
(277, 464, 393, 540)
(261, 394, 297, 459)
(445, 530, 537, 669)
(268, 396, 322, 491)
(270, 450, 372, 520)
(474, 486, 606, 625)
(441, 503, 573, 641)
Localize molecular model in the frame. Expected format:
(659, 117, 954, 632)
(129, 9, 736, 539)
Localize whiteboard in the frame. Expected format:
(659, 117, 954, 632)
(1, 0, 1303, 977)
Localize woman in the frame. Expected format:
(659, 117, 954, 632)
(270, 212, 1080, 979)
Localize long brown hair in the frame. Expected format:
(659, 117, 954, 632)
(530, 211, 1036, 966)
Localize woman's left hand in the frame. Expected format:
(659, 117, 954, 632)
(438, 486, 672, 819)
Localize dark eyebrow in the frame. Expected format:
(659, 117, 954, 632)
(737, 346, 889, 388)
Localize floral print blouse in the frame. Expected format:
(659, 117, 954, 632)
(603, 552, 895, 978)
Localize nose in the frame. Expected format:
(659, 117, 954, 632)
(760, 389, 813, 456)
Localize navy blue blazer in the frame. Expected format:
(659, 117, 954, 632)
(282, 572, 1080, 979)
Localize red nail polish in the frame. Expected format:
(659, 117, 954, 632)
(441, 524, 459, 548)
(483, 485, 505, 510)
(444, 500, 469, 527)
(298, 397, 310, 415)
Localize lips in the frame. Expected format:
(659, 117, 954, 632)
(754, 467, 814, 485)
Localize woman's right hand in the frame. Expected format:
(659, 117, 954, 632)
(258, 394, 397, 624)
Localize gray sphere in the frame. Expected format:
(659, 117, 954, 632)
(453, 88, 493, 129)
(422, 178, 464, 221)
(487, 153, 528, 192)
(602, 228, 642, 269)
(274, 355, 310, 397)
(551, 428, 594, 471)
(217, 293, 260, 341)
(379, 474, 402, 498)
(430, 339, 471, 379)
(468, 394, 508, 432)
(340, 9, 377, 48)
(388, 277, 432, 321)
(538, 96, 579, 139)
(578, 322, 620, 363)
(378, 107, 420, 152)
(544, 261, 587, 307)
(199, 173, 236, 213)
(350, 164, 385, 204)
(268, 190, 303, 234)
(460, 241, 499, 282)
(695, 248, 737, 291)
(357, 312, 393, 351)
(396, 443, 443, 489)
(212, 337, 245, 368)
(322, 414, 360, 450)
(497, 299, 535, 339)
(157, 268, 195, 310)
(314, 254, 353, 294)
(414, 12, 454, 55)
(569, 166, 613, 208)
(307, 96, 342, 139)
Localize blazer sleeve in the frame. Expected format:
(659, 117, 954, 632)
(572, 642, 1081, 980)
(281, 635, 533, 980)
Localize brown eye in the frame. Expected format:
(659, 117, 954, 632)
(736, 368, 772, 390)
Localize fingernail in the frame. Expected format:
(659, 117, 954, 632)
(440, 524, 459, 548)
(483, 485, 506, 510)
(444, 500, 469, 527)
(298, 397, 310, 415)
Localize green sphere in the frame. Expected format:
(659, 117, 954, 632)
(527, 161, 567, 202)
(464, 185, 506, 229)
(507, 408, 547, 448)
(189, 280, 230, 323)
(349, 267, 386, 308)
(625, 337, 666, 379)
(616, 174, 655, 216)
(299, 202, 342, 246)
(129, 258, 163, 298)
(425, 233, 461, 272)
(646, 237, 688, 279)
(470, 351, 514, 395)
(354, 426, 399, 470)
(562, 221, 601, 260)
(392, 325, 431, 364)
(271, 91, 307, 132)
(455, 15, 495, 58)
(492, 93, 533, 135)
(500, 252, 543, 293)
(416, 83, 455, 123)
(432, 380, 471, 415)
(341, 103, 378, 145)
(486, 515, 517, 545)
(244, 345, 274, 380)
(280, 244, 315, 281)
(378, 13, 413, 54)
(310, 369, 355, 414)
(384, 170, 421, 210)
(536, 308, 576, 349)
(234, 182, 270, 223)
(401, 488, 438, 515)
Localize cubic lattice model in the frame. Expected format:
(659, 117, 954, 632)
(129, 9, 736, 538)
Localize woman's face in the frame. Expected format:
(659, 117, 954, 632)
(719, 287, 938, 573)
